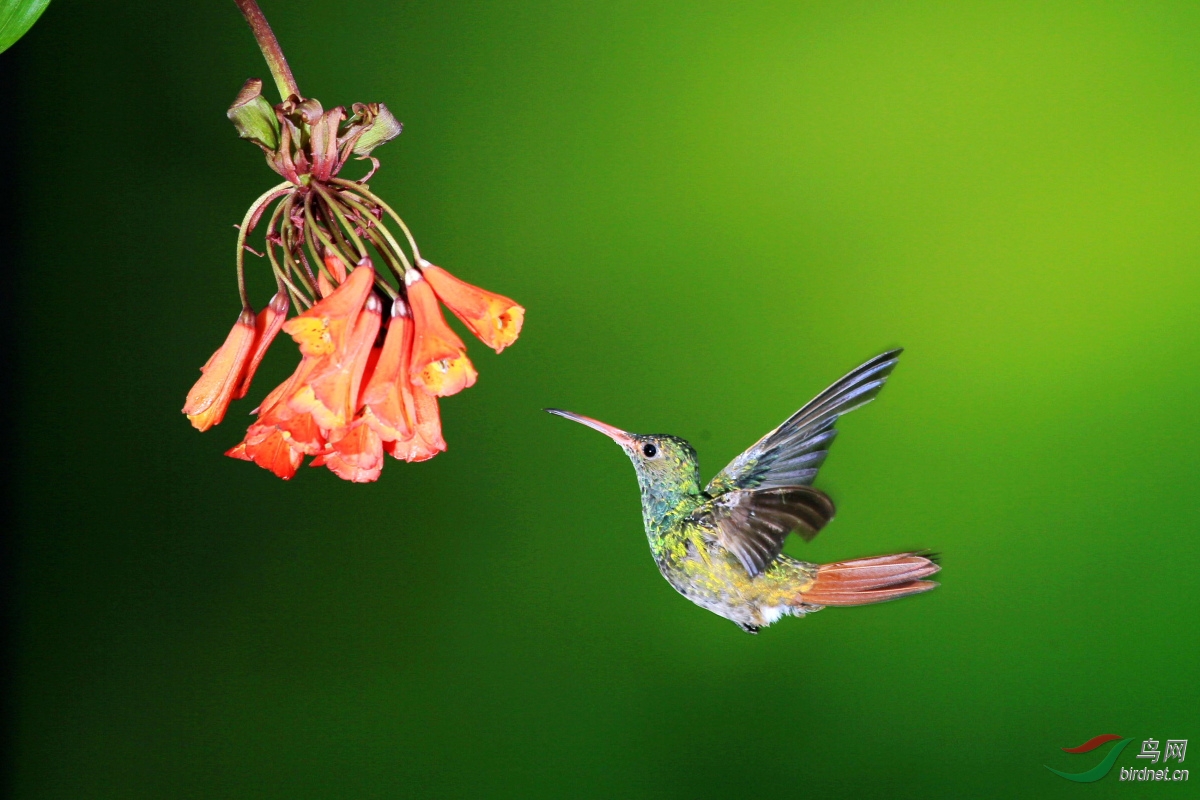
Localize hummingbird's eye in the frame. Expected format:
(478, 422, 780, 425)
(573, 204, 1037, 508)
(642, 443, 658, 458)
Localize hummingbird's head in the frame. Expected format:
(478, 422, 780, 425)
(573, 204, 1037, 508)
(546, 409, 702, 520)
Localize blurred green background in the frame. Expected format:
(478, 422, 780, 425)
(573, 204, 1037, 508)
(10, 0, 1200, 797)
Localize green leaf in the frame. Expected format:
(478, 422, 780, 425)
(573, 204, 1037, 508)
(0, 0, 50, 55)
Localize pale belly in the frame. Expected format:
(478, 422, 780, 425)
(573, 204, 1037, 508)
(655, 538, 821, 629)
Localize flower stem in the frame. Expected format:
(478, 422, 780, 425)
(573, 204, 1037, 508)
(313, 184, 368, 259)
(302, 193, 338, 285)
(360, 225, 408, 286)
(307, 201, 347, 267)
(331, 178, 422, 262)
(336, 190, 414, 273)
(236, 182, 293, 308)
(233, 0, 300, 101)
(263, 196, 312, 309)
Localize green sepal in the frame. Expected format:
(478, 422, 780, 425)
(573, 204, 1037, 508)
(227, 79, 280, 151)
(350, 103, 403, 157)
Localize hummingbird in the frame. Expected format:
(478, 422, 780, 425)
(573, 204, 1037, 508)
(547, 349, 939, 633)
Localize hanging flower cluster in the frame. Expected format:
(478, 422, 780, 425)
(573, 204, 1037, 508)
(183, 72, 523, 482)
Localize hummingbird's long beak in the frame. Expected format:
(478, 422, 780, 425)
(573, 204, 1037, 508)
(545, 409, 634, 445)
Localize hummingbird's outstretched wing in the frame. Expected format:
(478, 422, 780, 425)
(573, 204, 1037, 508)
(692, 486, 836, 577)
(705, 349, 902, 496)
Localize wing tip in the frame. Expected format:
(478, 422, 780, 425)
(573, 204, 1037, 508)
(705, 348, 905, 495)
(875, 347, 904, 362)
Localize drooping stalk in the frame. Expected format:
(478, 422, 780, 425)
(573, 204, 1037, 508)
(359, 224, 409, 287)
(336, 190, 414, 273)
(302, 193, 338, 285)
(318, 201, 357, 262)
(233, 0, 300, 101)
(331, 178, 422, 262)
(312, 184, 368, 259)
(263, 198, 312, 309)
(263, 195, 288, 291)
(293, 244, 318, 289)
(235, 182, 293, 308)
(274, 194, 316, 301)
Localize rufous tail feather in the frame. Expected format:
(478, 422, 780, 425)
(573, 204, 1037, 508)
(802, 553, 940, 606)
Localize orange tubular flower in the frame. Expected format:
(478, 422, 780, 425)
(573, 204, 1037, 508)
(183, 308, 257, 431)
(386, 386, 447, 463)
(228, 356, 327, 480)
(283, 264, 378, 431)
(359, 298, 415, 441)
(313, 419, 384, 482)
(325, 253, 347, 282)
(189, 6, 525, 482)
(283, 263, 374, 362)
(319, 250, 348, 297)
(235, 289, 290, 400)
(406, 269, 478, 397)
(233, 412, 321, 479)
(227, 429, 303, 480)
(290, 289, 382, 433)
(420, 260, 524, 353)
